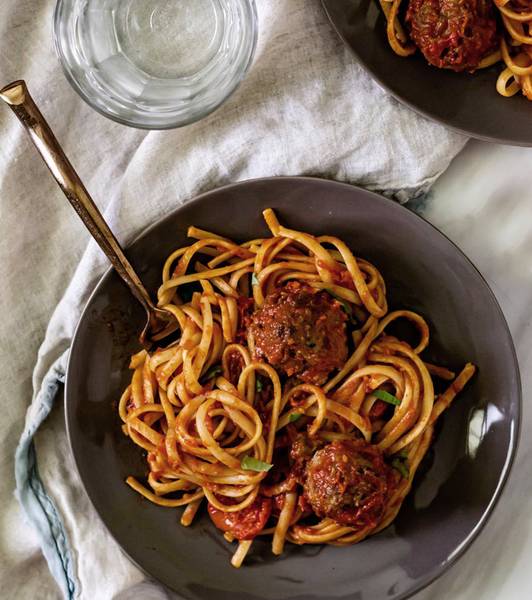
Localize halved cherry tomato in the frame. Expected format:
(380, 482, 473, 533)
(208, 496, 272, 540)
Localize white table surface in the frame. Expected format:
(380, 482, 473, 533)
(414, 140, 532, 600)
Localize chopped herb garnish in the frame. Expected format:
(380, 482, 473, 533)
(256, 378, 263, 393)
(288, 413, 303, 423)
(323, 289, 357, 325)
(241, 456, 273, 472)
(391, 457, 409, 479)
(251, 273, 259, 286)
(373, 389, 401, 406)
(201, 365, 222, 383)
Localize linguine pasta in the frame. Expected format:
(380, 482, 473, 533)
(118, 209, 475, 567)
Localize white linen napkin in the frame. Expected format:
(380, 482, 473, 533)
(0, 0, 467, 598)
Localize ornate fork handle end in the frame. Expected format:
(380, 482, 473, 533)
(0, 80, 26, 106)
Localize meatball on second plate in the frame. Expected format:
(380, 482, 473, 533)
(406, 0, 499, 72)
(249, 281, 348, 385)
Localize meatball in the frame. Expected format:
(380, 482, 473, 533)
(249, 282, 348, 385)
(303, 440, 392, 528)
(406, 0, 498, 72)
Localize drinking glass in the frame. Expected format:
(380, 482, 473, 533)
(54, 0, 258, 129)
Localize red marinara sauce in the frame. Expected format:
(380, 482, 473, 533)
(235, 296, 254, 344)
(249, 281, 348, 385)
(207, 496, 272, 540)
(406, 0, 499, 72)
(303, 439, 394, 529)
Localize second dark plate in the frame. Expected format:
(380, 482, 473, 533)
(322, 0, 532, 146)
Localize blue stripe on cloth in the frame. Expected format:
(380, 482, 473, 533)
(14, 350, 78, 599)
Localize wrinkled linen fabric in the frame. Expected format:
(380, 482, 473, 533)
(0, 0, 467, 598)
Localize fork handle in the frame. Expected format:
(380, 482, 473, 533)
(0, 79, 156, 316)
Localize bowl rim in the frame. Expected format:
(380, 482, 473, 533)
(65, 175, 522, 599)
(52, 0, 258, 130)
(320, 0, 532, 148)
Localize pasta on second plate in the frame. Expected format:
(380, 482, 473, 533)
(380, 0, 532, 101)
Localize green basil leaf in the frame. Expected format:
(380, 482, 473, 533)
(241, 456, 273, 472)
(391, 457, 409, 479)
(288, 413, 302, 423)
(251, 273, 259, 286)
(256, 378, 263, 392)
(201, 365, 222, 383)
(373, 389, 401, 406)
(323, 289, 357, 324)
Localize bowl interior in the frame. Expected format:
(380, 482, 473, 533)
(66, 177, 519, 600)
(321, 0, 532, 146)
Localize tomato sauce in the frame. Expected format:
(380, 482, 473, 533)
(369, 399, 388, 420)
(225, 349, 245, 387)
(235, 296, 254, 344)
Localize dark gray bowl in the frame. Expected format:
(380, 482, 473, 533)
(65, 177, 520, 600)
(321, 0, 532, 146)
